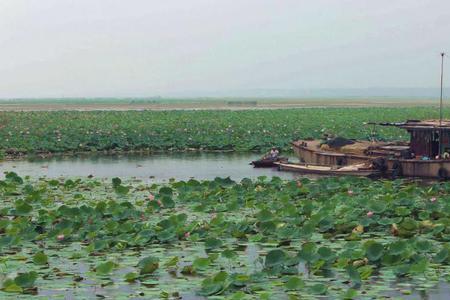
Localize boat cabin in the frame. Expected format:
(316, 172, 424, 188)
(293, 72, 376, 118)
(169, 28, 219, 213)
(398, 120, 450, 159)
(292, 119, 450, 179)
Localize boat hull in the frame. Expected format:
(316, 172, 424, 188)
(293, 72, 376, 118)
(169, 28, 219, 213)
(251, 157, 288, 168)
(292, 140, 370, 166)
(292, 140, 450, 179)
(277, 163, 379, 177)
(389, 159, 450, 178)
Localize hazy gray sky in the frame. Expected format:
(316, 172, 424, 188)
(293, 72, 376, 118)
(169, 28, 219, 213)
(1, 0, 449, 98)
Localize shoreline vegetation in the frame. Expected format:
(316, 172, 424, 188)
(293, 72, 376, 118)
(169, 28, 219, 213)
(0, 106, 447, 160)
(0, 97, 445, 112)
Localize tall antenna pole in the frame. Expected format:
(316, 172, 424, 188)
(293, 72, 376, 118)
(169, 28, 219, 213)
(439, 52, 445, 158)
(440, 52, 445, 126)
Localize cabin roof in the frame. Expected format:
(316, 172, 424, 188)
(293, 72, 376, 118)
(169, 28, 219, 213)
(399, 119, 450, 130)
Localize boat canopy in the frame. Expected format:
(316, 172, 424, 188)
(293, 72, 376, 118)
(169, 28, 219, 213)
(368, 120, 450, 131)
(367, 120, 450, 157)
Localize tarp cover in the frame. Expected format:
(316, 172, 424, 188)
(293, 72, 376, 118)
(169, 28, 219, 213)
(324, 137, 355, 148)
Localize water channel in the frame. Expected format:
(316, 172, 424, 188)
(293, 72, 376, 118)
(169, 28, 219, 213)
(0, 152, 301, 181)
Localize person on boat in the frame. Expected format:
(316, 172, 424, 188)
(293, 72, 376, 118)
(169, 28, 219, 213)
(269, 147, 279, 160)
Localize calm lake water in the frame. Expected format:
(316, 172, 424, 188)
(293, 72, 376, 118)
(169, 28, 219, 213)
(0, 152, 302, 182)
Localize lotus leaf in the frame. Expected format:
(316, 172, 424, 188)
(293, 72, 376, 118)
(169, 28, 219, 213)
(138, 256, 159, 275)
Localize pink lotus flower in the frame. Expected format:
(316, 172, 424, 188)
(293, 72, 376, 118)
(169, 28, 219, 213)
(430, 197, 437, 202)
(57, 234, 65, 241)
(157, 200, 164, 207)
(367, 211, 374, 217)
(184, 232, 190, 238)
(148, 194, 155, 201)
(347, 190, 354, 196)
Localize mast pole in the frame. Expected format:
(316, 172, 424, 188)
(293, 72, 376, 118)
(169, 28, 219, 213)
(439, 52, 445, 158)
(440, 52, 445, 126)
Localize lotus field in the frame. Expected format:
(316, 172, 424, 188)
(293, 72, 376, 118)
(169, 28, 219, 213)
(1, 172, 450, 298)
(0, 107, 446, 156)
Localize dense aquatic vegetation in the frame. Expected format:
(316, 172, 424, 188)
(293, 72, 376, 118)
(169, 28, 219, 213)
(1, 173, 450, 298)
(0, 107, 446, 155)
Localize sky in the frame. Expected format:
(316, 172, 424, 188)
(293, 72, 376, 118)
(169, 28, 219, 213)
(0, 0, 449, 98)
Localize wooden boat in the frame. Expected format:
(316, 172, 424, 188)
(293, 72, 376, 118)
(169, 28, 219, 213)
(251, 157, 288, 168)
(290, 55, 450, 179)
(291, 120, 450, 179)
(277, 162, 380, 177)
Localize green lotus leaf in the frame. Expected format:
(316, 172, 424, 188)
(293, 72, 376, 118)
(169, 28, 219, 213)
(204, 237, 223, 250)
(284, 276, 304, 291)
(0, 236, 12, 249)
(299, 222, 315, 237)
(310, 283, 328, 295)
(317, 246, 335, 261)
(193, 257, 211, 271)
(124, 272, 138, 282)
(226, 291, 248, 300)
(161, 196, 175, 208)
(258, 221, 276, 233)
(341, 288, 358, 299)
(388, 240, 408, 256)
(159, 187, 173, 197)
(399, 217, 417, 231)
(418, 211, 430, 220)
(256, 209, 274, 222)
(111, 177, 122, 187)
(14, 201, 33, 215)
(114, 185, 130, 195)
(14, 271, 38, 288)
(163, 256, 179, 268)
(222, 249, 238, 260)
(64, 179, 76, 188)
(5, 172, 23, 184)
(358, 265, 373, 280)
(298, 242, 317, 262)
(409, 257, 428, 274)
(231, 274, 250, 287)
(414, 239, 433, 252)
(138, 256, 159, 275)
(346, 266, 361, 284)
(199, 271, 229, 296)
(157, 229, 176, 242)
(378, 217, 394, 225)
(199, 281, 224, 296)
(48, 179, 59, 186)
(365, 241, 384, 261)
(368, 201, 387, 213)
(96, 261, 115, 275)
(32, 252, 48, 265)
(265, 249, 286, 268)
(395, 207, 411, 217)
(318, 216, 334, 232)
(2, 279, 23, 293)
(434, 248, 449, 263)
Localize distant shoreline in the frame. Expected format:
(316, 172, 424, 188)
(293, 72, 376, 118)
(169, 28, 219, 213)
(0, 98, 443, 111)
